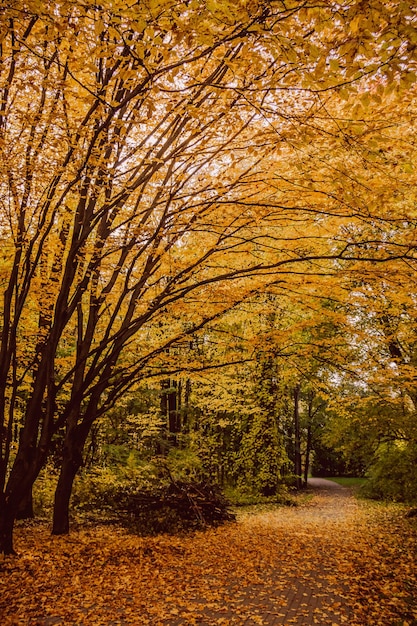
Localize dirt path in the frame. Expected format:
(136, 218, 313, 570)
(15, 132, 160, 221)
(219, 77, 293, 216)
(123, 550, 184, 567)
(188, 478, 358, 626)
(1, 480, 416, 626)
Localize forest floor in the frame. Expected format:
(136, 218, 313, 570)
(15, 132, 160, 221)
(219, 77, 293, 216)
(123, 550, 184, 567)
(1, 479, 417, 626)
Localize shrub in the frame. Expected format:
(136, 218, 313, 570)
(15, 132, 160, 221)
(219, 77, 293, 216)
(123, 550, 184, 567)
(361, 441, 417, 503)
(32, 465, 59, 516)
(78, 476, 235, 534)
(235, 412, 288, 496)
(224, 483, 293, 507)
(70, 459, 235, 534)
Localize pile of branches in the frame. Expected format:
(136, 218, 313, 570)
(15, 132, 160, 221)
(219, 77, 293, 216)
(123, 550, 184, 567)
(94, 479, 236, 534)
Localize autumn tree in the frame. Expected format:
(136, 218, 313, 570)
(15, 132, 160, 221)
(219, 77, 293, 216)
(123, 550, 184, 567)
(164, 292, 371, 495)
(1, 0, 417, 554)
(321, 259, 417, 496)
(182, 309, 289, 497)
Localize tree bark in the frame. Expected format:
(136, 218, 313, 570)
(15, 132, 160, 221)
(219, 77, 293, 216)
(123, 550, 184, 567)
(0, 442, 45, 553)
(304, 423, 312, 487)
(293, 384, 303, 490)
(16, 488, 34, 520)
(52, 454, 81, 535)
(0, 474, 35, 553)
(52, 421, 90, 535)
(0, 506, 16, 555)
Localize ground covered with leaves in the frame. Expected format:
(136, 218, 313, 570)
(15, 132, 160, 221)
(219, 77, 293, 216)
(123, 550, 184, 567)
(1, 483, 416, 625)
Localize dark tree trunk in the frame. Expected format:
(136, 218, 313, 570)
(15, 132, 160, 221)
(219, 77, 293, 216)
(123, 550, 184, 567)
(52, 421, 90, 535)
(0, 476, 36, 553)
(0, 506, 16, 555)
(168, 380, 180, 435)
(183, 378, 191, 429)
(16, 488, 34, 520)
(304, 423, 312, 487)
(160, 378, 170, 421)
(0, 443, 45, 553)
(293, 384, 302, 490)
(52, 455, 80, 535)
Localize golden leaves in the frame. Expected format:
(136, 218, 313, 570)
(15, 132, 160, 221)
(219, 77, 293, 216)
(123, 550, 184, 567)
(2, 1, 417, 562)
(1, 493, 416, 625)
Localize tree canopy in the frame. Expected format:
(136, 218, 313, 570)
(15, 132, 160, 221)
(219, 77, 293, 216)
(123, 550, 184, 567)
(1, 0, 417, 554)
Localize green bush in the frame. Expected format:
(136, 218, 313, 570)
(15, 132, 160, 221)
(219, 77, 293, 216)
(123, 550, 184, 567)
(71, 461, 161, 510)
(70, 457, 235, 534)
(224, 484, 293, 507)
(361, 442, 417, 503)
(32, 465, 59, 516)
(75, 474, 235, 534)
(235, 412, 288, 496)
(165, 446, 203, 481)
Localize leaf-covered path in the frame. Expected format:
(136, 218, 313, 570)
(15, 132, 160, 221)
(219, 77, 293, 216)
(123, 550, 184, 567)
(1, 480, 416, 626)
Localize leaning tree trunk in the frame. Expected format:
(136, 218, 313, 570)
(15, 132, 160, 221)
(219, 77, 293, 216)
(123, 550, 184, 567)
(0, 481, 34, 553)
(0, 443, 44, 553)
(52, 422, 90, 535)
(52, 452, 82, 535)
